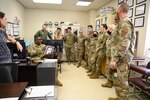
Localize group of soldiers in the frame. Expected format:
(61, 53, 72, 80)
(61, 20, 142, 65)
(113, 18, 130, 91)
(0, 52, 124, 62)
(64, 3, 135, 100)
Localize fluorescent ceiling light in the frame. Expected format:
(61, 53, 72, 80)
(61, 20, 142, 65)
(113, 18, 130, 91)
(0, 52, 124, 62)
(76, 1, 91, 6)
(33, 0, 62, 4)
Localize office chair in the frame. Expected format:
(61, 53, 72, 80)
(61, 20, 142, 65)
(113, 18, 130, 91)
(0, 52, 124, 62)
(0, 63, 18, 83)
(129, 62, 150, 95)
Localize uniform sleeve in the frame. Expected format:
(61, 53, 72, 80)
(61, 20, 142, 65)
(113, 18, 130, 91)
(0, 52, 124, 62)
(74, 35, 78, 43)
(96, 34, 104, 51)
(27, 45, 37, 57)
(111, 21, 131, 62)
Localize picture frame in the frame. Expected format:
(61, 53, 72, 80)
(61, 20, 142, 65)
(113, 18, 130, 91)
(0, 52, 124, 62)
(135, 4, 146, 16)
(128, 8, 133, 18)
(134, 16, 145, 27)
(45, 46, 54, 54)
(118, 0, 124, 5)
(126, 0, 134, 7)
(136, 0, 146, 5)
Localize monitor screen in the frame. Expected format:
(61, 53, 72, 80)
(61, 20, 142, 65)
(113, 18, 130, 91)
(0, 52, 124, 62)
(7, 40, 26, 60)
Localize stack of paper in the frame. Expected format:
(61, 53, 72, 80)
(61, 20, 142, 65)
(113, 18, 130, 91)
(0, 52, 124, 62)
(25, 86, 54, 98)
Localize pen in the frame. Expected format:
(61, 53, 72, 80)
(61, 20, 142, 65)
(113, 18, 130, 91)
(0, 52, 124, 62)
(45, 91, 52, 97)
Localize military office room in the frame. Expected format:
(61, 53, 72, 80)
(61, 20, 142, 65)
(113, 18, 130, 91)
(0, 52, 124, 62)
(0, 0, 150, 100)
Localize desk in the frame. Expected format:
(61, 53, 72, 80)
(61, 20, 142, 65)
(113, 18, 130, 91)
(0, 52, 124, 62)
(18, 63, 39, 86)
(0, 82, 28, 99)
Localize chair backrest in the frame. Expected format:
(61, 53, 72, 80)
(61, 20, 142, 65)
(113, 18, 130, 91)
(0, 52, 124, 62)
(146, 61, 150, 69)
(0, 63, 18, 83)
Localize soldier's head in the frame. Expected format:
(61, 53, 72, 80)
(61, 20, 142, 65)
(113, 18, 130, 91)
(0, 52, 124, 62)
(93, 31, 98, 37)
(57, 27, 61, 34)
(42, 24, 47, 31)
(107, 24, 116, 35)
(34, 35, 42, 45)
(100, 24, 108, 33)
(79, 30, 84, 36)
(67, 27, 72, 33)
(0, 11, 7, 28)
(117, 3, 129, 20)
(87, 25, 93, 32)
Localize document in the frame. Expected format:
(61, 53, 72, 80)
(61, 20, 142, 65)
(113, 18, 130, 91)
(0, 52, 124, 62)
(43, 59, 58, 63)
(0, 97, 19, 100)
(25, 86, 54, 98)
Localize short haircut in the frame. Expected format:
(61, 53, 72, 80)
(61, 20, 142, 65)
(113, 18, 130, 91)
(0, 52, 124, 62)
(101, 24, 108, 30)
(57, 27, 61, 30)
(93, 31, 98, 34)
(34, 35, 40, 40)
(119, 2, 129, 13)
(67, 27, 71, 30)
(88, 25, 93, 28)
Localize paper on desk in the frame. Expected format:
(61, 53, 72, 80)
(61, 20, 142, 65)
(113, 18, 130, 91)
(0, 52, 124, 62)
(0, 97, 19, 100)
(43, 59, 57, 63)
(25, 86, 54, 98)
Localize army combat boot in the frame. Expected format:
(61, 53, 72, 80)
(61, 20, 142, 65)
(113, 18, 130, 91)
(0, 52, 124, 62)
(87, 71, 95, 76)
(101, 79, 113, 88)
(86, 69, 92, 73)
(89, 72, 99, 79)
(108, 97, 120, 100)
(56, 80, 63, 87)
(77, 63, 81, 68)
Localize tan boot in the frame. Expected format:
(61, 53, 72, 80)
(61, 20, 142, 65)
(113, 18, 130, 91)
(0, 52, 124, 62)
(56, 80, 63, 87)
(89, 72, 99, 79)
(87, 71, 95, 76)
(77, 64, 81, 68)
(108, 97, 120, 100)
(101, 79, 113, 88)
(86, 69, 91, 73)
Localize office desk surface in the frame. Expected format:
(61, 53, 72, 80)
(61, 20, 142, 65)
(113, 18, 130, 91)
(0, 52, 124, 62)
(0, 82, 28, 98)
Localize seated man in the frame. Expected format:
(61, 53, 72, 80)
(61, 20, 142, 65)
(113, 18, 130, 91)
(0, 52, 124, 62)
(28, 35, 63, 86)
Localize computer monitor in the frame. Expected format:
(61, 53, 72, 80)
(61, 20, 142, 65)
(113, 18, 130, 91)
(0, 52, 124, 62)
(7, 40, 26, 60)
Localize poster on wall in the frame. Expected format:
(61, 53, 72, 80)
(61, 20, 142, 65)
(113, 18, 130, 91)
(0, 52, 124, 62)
(126, 0, 134, 7)
(13, 24, 19, 36)
(135, 4, 146, 16)
(6, 22, 14, 36)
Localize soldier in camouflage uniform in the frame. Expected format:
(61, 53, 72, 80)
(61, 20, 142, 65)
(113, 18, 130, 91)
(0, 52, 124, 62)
(101, 24, 116, 88)
(108, 3, 135, 100)
(28, 35, 46, 61)
(76, 30, 87, 68)
(89, 24, 108, 79)
(64, 27, 77, 65)
(86, 31, 98, 76)
(28, 35, 63, 87)
(84, 25, 93, 69)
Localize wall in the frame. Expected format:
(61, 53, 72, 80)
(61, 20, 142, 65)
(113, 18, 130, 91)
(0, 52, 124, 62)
(24, 9, 89, 41)
(0, 0, 25, 38)
(97, 0, 149, 57)
(88, 9, 97, 30)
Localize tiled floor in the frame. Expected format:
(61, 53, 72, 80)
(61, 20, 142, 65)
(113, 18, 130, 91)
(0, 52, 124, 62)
(58, 62, 116, 100)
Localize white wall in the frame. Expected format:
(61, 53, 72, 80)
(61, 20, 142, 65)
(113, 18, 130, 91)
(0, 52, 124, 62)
(24, 9, 89, 41)
(0, 0, 25, 38)
(88, 9, 97, 30)
(97, 0, 149, 57)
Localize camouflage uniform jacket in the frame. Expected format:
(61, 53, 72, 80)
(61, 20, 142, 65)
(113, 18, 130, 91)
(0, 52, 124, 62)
(28, 43, 46, 59)
(106, 35, 112, 58)
(77, 35, 88, 50)
(96, 32, 108, 52)
(90, 37, 98, 54)
(111, 17, 135, 63)
(63, 33, 77, 48)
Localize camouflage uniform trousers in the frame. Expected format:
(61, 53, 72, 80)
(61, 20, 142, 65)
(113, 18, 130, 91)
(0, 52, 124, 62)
(84, 44, 90, 67)
(95, 49, 106, 73)
(112, 61, 130, 100)
(77, 47, 85, 65)
(65, 46, 76, 62)
(106, 56, 113, 81)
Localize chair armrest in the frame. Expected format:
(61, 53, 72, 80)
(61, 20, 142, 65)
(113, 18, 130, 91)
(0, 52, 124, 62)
(130, 64, 150, 76)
